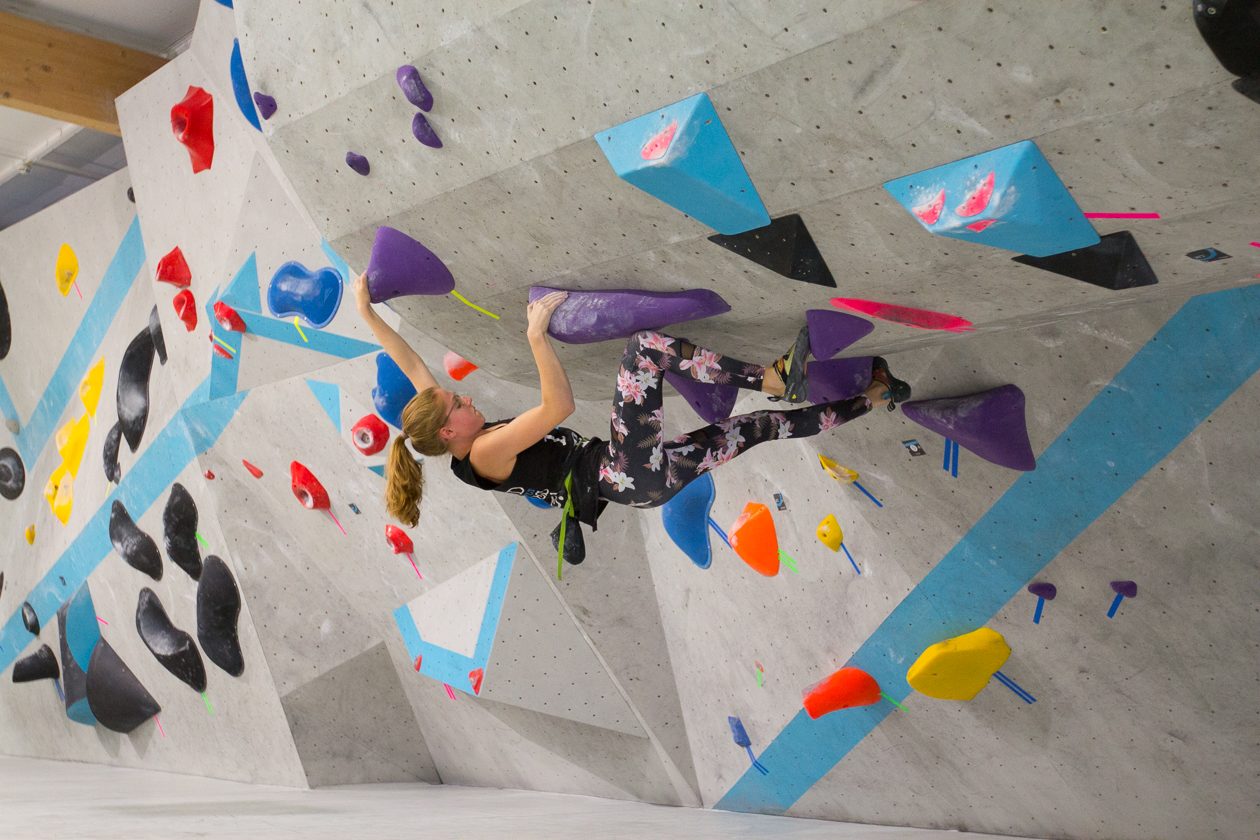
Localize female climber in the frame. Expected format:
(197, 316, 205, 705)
(354, 273, 909, 564)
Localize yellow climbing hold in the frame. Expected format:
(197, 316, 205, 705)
(56, 414, 91, 477)
(907, 627, 1011, 701)
(818, 454, 859, 484)
(25, 524, 35, 545)
(52, 475, 74, 524)
(816, 514, 843, 552)
(43, 463, 66, 507)
(80, 358, 105, 416)
(55, 243, 79, 296)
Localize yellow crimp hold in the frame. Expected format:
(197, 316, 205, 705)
(816, 514, 843, 552)
(44, 464, 74, 525)
(56, 413, 91, 477)
(43, 463, 66, 507)
(907, 627, 1011, 701)
(24, 524, 35, 545)
(818, 454, 858, 484)
(80, 357, 105, 416)
(55, 243, 79, 296)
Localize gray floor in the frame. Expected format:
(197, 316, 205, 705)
(0, 754, 1040, 840)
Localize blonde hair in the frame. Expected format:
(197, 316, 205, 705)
(385, 388, 450, 527)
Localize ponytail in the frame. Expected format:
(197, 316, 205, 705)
(385, 435, 424, 526)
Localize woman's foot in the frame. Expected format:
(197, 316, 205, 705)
(870, 356, 911, 411)
(863, 381, 891, 409)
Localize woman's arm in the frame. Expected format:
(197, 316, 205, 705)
(354, 272, 439, 393)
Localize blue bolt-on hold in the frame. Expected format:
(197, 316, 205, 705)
(595, 92, 770, 235)
(883, 140, 1099, 258)
(267, 262, 344, 328)
(372, 353, 417, 430)
(661, 471, 716, 569)
(727, 715, 752, 748)
(229, 40, 261, 131)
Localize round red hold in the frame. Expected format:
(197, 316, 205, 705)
(213, 300, 246, 332)
(156, 247, 192, 287)
(173, 289, 198, 332)
(385, 524, 414, 555)
(290, 461, 330, 510)
(204, 470, 215, 480)
(351, 414, 389, 455)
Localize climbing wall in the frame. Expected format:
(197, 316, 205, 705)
(2, 0, 1258, 837)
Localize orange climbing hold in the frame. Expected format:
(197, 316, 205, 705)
(173, 289, 197, 331)
(242, 459, 263, 478)
(802, 666, 882, 718)
(728, 502, 780, 577)
(171, 85, 215, 173)
(155, 247, 192, 287)
(443, 351, 477, 381)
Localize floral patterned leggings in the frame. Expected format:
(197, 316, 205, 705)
(597, 331, 872, 509)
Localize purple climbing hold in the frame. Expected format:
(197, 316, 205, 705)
(665, 371, 737, 424)
(253, 92, 277, 120)
(527, 286, 730, 345)
(1028, 582, 1057, 600)
(366, 226, 455, 302)
(346, 152, 370, 176)
(1110, 580, 1137, 598)
(804, 357, 874, 404)
(806, 309, 874, 360)
(901, 384, 1036, 471)
(396, 65, 433, 112)
(411, 113, 442, 148)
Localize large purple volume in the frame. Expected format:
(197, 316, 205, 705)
(805, 357, 873, 403)
(366, 226, 455, 302)
(901, 384, 1036, 471)
(528, 286, 730, 344)
(805, 309, 874, 359)
(665, 371, 737, 424)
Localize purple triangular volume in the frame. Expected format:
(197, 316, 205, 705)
(665, 371, 737, 424)
(528, 286, 731, 344)
(806, 309, 875, 359)
(366, 226, 455, 301)
(805, 357, 872, 403)
(901, 384, 1036, 471)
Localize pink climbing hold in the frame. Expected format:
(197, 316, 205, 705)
(913, 189, 946, 225)
(640, 120, 678, 161)
(955, 171, 996, 218)
(443, 351, 477, 381)
(831, 297, 974, 333)
(155, 247, 192, 287)
(966, 219, 997, 232)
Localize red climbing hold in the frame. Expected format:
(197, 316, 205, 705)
(170, 85, 215, 174)
(802, 666, 882, 718)
(913, 189, 946, 225)
(204, 470, 215, 480)
(172, 289, 198, 331)
(955, 171, 996, 218)
(155, 247, 192, 287)
(352, 414, 389, 456)
(469, 668, 484, 695)
(640, 120, 678, 161)
(210, 337, 233, 359)
(213, 301, 246, 332)
(413, 654, 423, 672)
(385, 524, 414, 555)
(242, 459, 263, 478)
(443, 351, 477, 381)
(289, 461, 330, 509)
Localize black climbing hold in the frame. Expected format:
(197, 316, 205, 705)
(136, 587, 207, 693)
(117, 326, 155, 452)
(1013, 231, 1158, 291)
(149, 305, 167, 366)
(127, 186, 135, 203)
(102, 421, 123, 483)
(0, 276, 10, 360)
(197, 555, 244, 676)
(708, 214, 836, 288)
(1193, 0, 1260, 78)
(13, 644, 59, 682)
(85, 637, 161, 733)
(1234, 75, 1260, 105)
(163, 482, 203, 580)
(109, 500, 163, 580)
(58, 587, 97, 725)
(0, 571, 4, 597)
(0, 447, 25, 499)
(21, 601, 39, 634)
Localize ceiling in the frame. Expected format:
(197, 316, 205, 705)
(0, 0, 201, 231)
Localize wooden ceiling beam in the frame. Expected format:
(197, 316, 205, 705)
(0, 10, 167, 137)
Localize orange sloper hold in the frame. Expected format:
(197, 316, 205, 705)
(156, 247, 192, 287)
(728, 502, 780, 577)
(907, 627, 1011, 701)
(171, 86, 215, 173)
(443, 351, 477, 381)
(802, 667, 882, 718)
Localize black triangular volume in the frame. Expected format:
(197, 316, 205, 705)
(708, 214, 837, 288)
(1012, 231, 1158, 291)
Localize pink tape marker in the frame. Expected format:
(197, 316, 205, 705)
(1083, 212, 1161, 219)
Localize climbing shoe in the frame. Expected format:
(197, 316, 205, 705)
(769, 324, 812, 404)
(871, 356, 911, 411)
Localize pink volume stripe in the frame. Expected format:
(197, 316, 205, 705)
(1082, 212, 1161, 219)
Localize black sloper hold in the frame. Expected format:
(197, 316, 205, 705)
(0, 276, 10, 360)
(103, 421, 123, 484)
(0, 447, 25, 500)
(21, 601, 39, 634)
(117, 327, 155, 452)
(163, 483, 202, 580)
(13, 644, 59, 682)
(148, 305, 167, 365)
(109, 500, 162, 580)
(197, 555, 244, 677)
(136, 588, 206, 693)
(85, 637, 161, 733)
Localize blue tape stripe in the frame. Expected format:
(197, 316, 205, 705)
(305, 380, 342, 432)
(320, 239, 354, 284)
(16, 217, 145, 466)
(0, 375, 19, 427)
(717, 283, 1260, 814)
(239, 310, 380, 358)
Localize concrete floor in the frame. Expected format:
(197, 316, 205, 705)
(0, 755, 1042, 840)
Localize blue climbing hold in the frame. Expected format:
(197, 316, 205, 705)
(229, 40, 261, 132)
(266, 262, 344, 328)
(213, 0, 233, 7)
(661, 471, 716, 569)
(373, 353, 418, 430)
(883, 140, 1098, 258)
(595, 92, 770, 235)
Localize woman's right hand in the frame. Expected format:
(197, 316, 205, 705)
(526, 291, 568, 338)
(353, 271, 373, 315)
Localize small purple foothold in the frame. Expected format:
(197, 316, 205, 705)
(901, 385, 1036, 471)
(252, 92, 277, 120)
(805, 310, 875, 360)
(1109, 580, 1137, 599)
(411, 112, 442, 148)
(1027, 582, 1057, 600)
(396, 65, 433, 112)
(345, 151, 370, 176)
(527, 286, 731, 345)
(366, 226, 455, 302)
